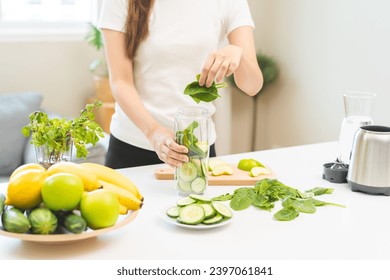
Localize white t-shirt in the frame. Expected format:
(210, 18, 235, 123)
(98, 0, 254, 151)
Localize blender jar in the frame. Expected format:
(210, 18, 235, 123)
(337, 91, 376, 165)
(174, 106, 210, 195)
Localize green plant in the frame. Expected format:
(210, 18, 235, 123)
(22, 100, 105, 160)
(85, 22, 108, 77)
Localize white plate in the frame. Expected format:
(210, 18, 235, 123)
(159, 208, 232, 230)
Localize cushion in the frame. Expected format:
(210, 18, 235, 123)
(0, 92, 43, 176)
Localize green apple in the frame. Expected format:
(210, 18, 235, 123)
(237, 158, 264, 171)
(41, 173, 84, 211)
(80, 189, 120, 230)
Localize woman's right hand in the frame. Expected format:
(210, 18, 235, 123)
(147, 126, 189, 168)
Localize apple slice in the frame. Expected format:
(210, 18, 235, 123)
(211, 164, 234, 176)
(249, 166, 271, 177)
(208, 158, 227, 171)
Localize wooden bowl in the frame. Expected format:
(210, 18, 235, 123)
(0, 210, 138, 245)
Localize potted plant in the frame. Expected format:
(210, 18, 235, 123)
(22, 100, 105, 168)
(85, 22, 114, 103)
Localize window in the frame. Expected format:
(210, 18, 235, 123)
(0, 0, 100, 41)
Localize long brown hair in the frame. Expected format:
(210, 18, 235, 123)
(125, 0, 155, 59)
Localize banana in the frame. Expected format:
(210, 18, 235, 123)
(80, 162, 143, 201)
(119, 203, 128, 215)
(47, 162, 101, 192)
(99, 180, 143, 211)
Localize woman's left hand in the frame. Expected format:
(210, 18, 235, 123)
(198, 44, 243, 88)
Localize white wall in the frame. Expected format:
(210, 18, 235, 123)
(1, 0, 390, 155)
(242, 0, 390, 152)
(0, 41, 100, 118)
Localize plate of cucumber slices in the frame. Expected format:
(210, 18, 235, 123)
(160, 194, 233, 230)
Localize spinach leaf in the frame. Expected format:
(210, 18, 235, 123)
(212, 193, 234, 201)
(230, 188, 256, 211)
(309, 198, 346, 208)
(305, 187, 334, 196)
(176, 121, 207, 158)
(273, 207, 300, 221)
(282, 197, 316, 214)
(252, 194, 275, 211)
(184, 74, 228, 103)
(211, 178, 345, 222)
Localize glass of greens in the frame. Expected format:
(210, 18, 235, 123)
(174, 106, 210, 196)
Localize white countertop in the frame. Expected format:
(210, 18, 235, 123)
(1, 141, 390, 260)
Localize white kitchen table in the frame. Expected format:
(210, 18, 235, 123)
(1, 141, 390, 261)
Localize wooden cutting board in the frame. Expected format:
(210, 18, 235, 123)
(154, 165, 276, 186)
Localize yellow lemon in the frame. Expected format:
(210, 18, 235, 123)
(6, 169, 47, 209)
(9, 163, 46, 182)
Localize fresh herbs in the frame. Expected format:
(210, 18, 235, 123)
(22, 100, 105, 160)
(184, 74, 228, 103)
(212, 179, 345, 221)
(176, 121, 207, 158)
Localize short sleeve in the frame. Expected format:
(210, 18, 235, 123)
(98, 0, 128, 32)
(225, 0, 255, 35)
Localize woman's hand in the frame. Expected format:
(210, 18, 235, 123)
(198, 44, 243, 88)
(147, 126, 189, 168)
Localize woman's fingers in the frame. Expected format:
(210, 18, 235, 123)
(160, 138, 188, 167)
(199, 45, 242, 87)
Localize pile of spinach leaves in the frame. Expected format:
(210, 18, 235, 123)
(212, 178, 345, 221)
(184, 74, 228, 103)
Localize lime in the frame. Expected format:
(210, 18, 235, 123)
(41, 173, 84, 211)
(237, 158, 265, 171)
(249, 166, 271, 177)
(80, 189, 120, 229)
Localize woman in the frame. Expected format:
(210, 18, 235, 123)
(98, 0, 263, 169)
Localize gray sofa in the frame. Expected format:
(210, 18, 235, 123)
(0, 92, 109, 183)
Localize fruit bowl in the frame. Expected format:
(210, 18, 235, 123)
(0, 210, 138, 245)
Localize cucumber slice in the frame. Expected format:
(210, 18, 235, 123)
(199, 203, 216, 219)
(178, 205, 205, 225)
(177, 178, 191, 193)
(202, 213, 224, 225)
(190, 177, 206, 193)
(211, 201, 233, 218)
(178, 162, 198, 182)
(189, 194, 212, 203)
(176, 196, 196, 207)
(166, 206, 181, 218)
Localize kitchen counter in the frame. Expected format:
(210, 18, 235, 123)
(1, 141, 390, 260)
